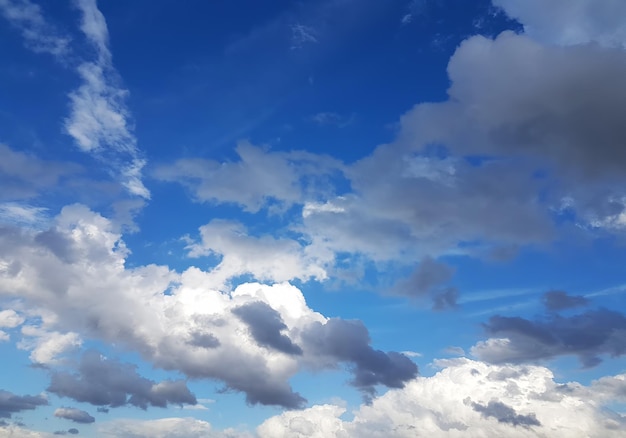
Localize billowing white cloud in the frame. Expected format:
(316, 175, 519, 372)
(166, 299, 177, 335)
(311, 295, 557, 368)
(258, 358, 626, 437)
(186, 219, 328, 287)
(0, 204, 415, 408)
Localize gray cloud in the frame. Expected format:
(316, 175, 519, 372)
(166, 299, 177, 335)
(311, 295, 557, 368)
(473, 308, 626, 367)
(48, 350, 197, 409)
(542, 290, 589, 311)
(232, 301, 303, 356)
(54, 408, 95, 424)
(392, 257, 458, 309)
(0, 144, 80, 201)
(301, 318, 418, 398)
(468, 399, 541, 427)
(0, 390, 47, 418)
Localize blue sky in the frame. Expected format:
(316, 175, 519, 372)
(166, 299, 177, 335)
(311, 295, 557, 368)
(1, 0, 626, 436)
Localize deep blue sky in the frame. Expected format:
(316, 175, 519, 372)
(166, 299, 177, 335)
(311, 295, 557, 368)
(0, 0, 625, 436)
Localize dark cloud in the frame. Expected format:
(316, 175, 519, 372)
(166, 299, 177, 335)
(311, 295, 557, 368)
(476, 309, 626, 367)
(96, 407, 109, 413)
(392, 257, 458, 309)
(542, 290, 589, 311)
(232, 301, 303, 355)
(187, 331, 220, 349)
(469, 399, 541, 427)
(68, 429, 79, 435)
(47, 350, 197, 409)
(0, 390, 47, 418)
(54, 407, 95, 424)
(302, 318, 418, 398)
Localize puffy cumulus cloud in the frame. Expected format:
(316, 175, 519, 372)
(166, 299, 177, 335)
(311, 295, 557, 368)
(54, 407, 95, 424)
(98, 417, 252, 438)
(471, 308, 626, 368)
(0, 390, 47, 418)
(17, 326, 82, 365)
(494, 0, 626, 47)
(257, 404, 347, 437)
(0, 204, 415, 408)
(186, 219, 328, 287)
(48, 350, 196, 409)
(391, 30, 626, 232)
(154, 141, 342, 213)
(0, 424, 51, 438)
(258, 359, 626, 437)
(0, 309, 24, 328)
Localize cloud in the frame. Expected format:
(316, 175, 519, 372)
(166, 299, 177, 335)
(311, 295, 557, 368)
(0, 390, 47, 418)
(48, 350, 197, 409)
(232, 301, 303, 356)
(472, 308, 626, 367)
(0, 204, 414, 408)
(290, 23, 317, 49)
(54, 408, 95, 424)
(494, 0, 626, 48)
(98, 417, 252, 438)
(62, 0, 148, 199)
(301, 318, 418, 399)
(0, 0, 70, 56)
(0, 144, 81, 201)
(154, 142, 341, 212)
(391, 256, 458, 309)
(542, 290, 589, 311)
(0, 309, 24, 328)
(468, 399, 541, 428)
(185, 219, 328, 287)
(310, 112, 354, 128)
(258, 358, 626, 437)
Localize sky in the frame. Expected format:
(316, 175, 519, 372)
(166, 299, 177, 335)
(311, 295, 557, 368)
(0, 0, 625, 436)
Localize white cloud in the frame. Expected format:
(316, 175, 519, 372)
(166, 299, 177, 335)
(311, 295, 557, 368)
(0, 204, 415, 407)
(495, 0, 626, 48)
(98, 417, 252, 438)
(0, 0, 70, 56)
(0, 309, 24, 328)
(186, 219, 328, 287)
(258, 358, 626, 437)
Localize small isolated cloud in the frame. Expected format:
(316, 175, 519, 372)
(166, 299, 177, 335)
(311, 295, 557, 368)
(310, 112, 354, 128)
(392, 256, 458, 309)
(0, 310, 24, 329)
(0, 390, 47, 418)
(290, 23, 317, 49)
(54, 407, 95, 424)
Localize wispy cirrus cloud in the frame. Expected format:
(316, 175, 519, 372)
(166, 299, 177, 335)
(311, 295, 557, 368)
(0, 0, 149, 199)
(0, 0, 70, 56)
